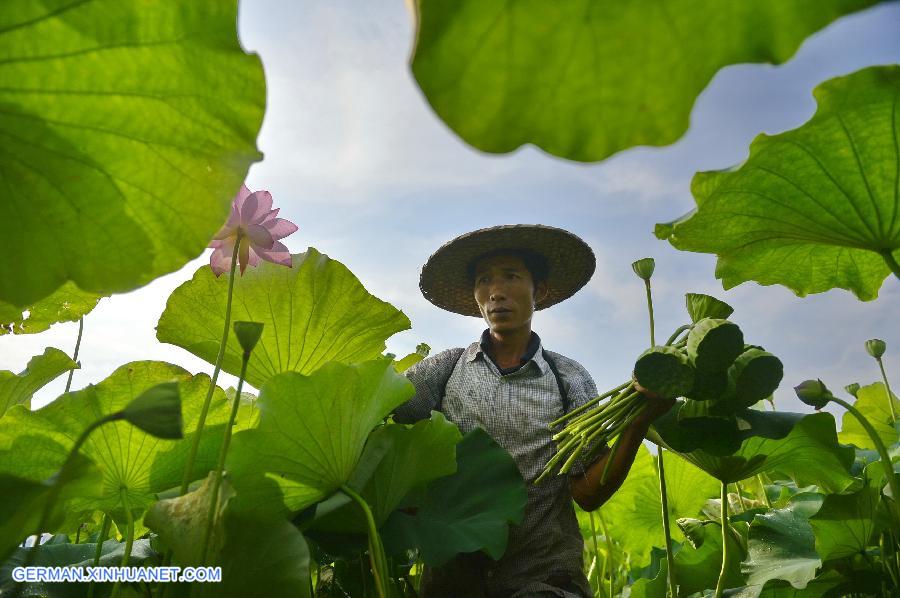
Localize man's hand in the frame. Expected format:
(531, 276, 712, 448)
(632, 373, 676, 423)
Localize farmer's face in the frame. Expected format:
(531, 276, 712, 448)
(473, 253, 547, 334)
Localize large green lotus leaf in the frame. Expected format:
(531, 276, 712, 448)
(380, 428, 527, 565)
(838, 381, 899, 450)
(411, 0, 879, 163)
(629, 523, 744, 598)
(661, 413, 857, 491)
(656, 66, 900, 300)
(0, 348, 76, 416)
(808, 461, 883, 561)
(597, 445, 718, 567)
(741, 492, 824, 589)
(0, 0, 265, 308)
(0, 362, 232, 527)
(0, 452, 102, 562)
(731, 570, 855, 598)
(217, 510, 312, 598)
(0, 283, 102, 336)
(311, 412, 461, 533)
(158, 249, 411, 388)
(227, 359, 414, 514)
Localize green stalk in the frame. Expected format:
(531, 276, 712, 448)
(341, 484, 390, 598)
(179, 232, 242, 494)
(874, 357, 896, 423)
(734, 482, 748, 512)
(880, 249, 900, 280)
(756, 474, 773, 509)
(85, 513, 111, 598)
(109, 489, 135, 598)
(198, 347, 251, 566)
(657, 447, 678, 598)
(645, 280, 655, 347)
(600, 404, 646, 485)
(664, 325, 691, 347)
(714, 482, 730, 598)
(64, 317, 84, 393)
(587, 511, 602, 595)
(551, 381, 632, 427)
(565, 392, 640, 435)
(831, 396, 900, 526)
(597, 511, 615, 598)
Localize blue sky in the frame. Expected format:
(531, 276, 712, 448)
(3, 1, 899, 420)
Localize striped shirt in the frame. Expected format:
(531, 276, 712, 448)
(395, 331, 599, 597)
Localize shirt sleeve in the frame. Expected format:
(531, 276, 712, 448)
(557, 358, 608, 477)
(393, 348, 463, 424)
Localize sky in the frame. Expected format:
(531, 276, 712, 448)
(2, 1, 899, 424)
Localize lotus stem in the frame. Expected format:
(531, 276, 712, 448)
(85, 514, 111, 598)
(587, 510, 602, 594)
(109, 489, 135, 598)
(341, 484, 390, 598)
(199, 346, 251, 566)
(180, 231, 242, 494)
(734, 482, 748, 512)
(664, 325, 691, 347)
(64, 317, 84, 393)
(874, 357, 896, 424)
(550, 381, 632, 427)
(830, 396, 900, 527)
(645, 280, 656, 347)
(597, 510, 615, 598)
(657, 446, 678, 598)
(714, 482, 730, 598)
(756, 474, 772, 509)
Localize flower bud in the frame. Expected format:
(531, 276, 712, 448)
(844, 383, 860, 398)
(121, 382, 183, 439)
(793, 379, 833, 410)
(865, 339, 886, 359)
(234, 321, 264, 354)
(631, 257, 655, 281)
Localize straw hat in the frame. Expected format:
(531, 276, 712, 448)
(419, 224, 596, 317)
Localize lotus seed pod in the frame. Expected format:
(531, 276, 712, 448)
(844, 383, 861, 398)
(686, 318, 744, 372)
(685, 293, 734, 323)
(631, 257, 655, 281)
(865, 339, 886, 359)
(794, 379, 833, 410)
(234, 321, 264, 354)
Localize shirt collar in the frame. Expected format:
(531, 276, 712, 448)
(468, 329, 549, 375)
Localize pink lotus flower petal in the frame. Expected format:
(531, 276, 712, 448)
(262, 218, 298, 240)
(241, 191, 273, 224)
(257, 240, 292, 266)
(210, 244, 234, 277)
(244, 223, 274, 249)
(238, 238, 251, 274)
(208, 183, 296, 276)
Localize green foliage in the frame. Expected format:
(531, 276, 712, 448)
(742, 493, 823, 589)
(0, 362, 233, 527)
(158, 249, 411, 389)
(0, 348, 77, 416)
(312, 413, 462, 532)
(227, 359, 414, 514)
(838, 381, 900, 449)
(656, 66, 900, 299)
(809, 461, 883, 561)
(380, 428, 526, 565)
(0, 283, 102, 336)
(587, 445, 718, 567)
(659, 412, 857, 491)
(411, 0, 878, 162)
(0, 0, 265, 307)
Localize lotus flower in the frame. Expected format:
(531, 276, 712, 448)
(208, 185, 298, 276)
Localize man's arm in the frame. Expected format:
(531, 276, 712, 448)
(570, 387, 674, 511)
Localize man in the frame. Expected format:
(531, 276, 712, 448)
(394, 224, 674, 597)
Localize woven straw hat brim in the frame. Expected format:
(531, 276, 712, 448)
(419, 224, 596, 317)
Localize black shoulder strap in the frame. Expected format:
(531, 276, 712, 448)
(438, 348, 571, 414)
(435, 348, 465, 413)
(542, 349, 571, 414)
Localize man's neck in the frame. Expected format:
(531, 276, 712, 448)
(485, 327, 533, 370)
